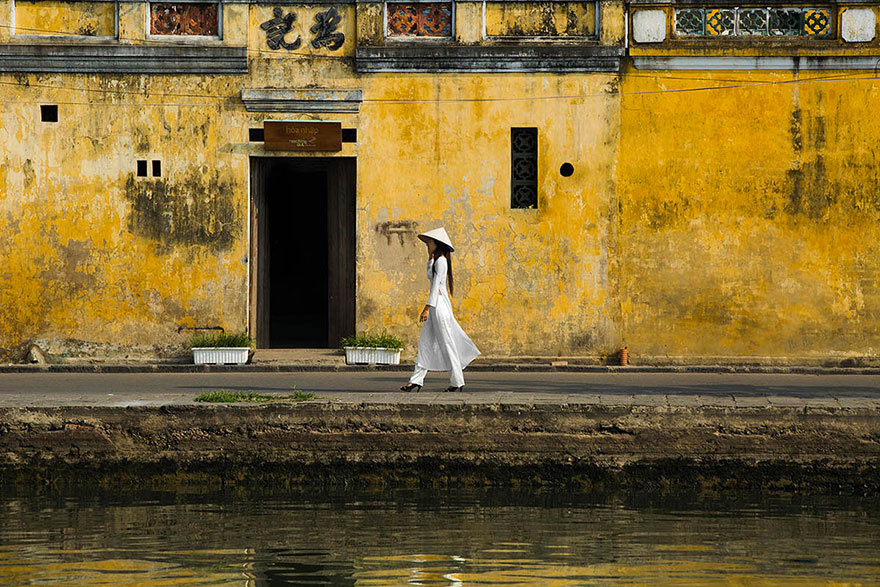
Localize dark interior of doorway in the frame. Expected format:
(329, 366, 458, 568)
(266, 161, 328, 348)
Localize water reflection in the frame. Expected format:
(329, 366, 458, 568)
(0, 488, 878, 585)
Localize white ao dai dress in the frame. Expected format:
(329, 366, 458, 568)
(408, 256, 480, 388)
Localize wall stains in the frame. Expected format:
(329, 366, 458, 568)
(358, 297, 378, 320)
(645, 197, 690, 230)
(13, 0, 117, 38)
(375, 220, 419, 246)
(484, 1, 596, 37)
(44, 239, 97, 289)
(786, 107, 831, 219)
(565, 7, 581, 35)
(618, 72, 880, 359)
(132, 128, 151, 154)
(123, 170, 240, 252)
(22, 159, 34, 191)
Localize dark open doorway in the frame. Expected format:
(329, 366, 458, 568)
(267, 164, 327, 346)
(249, 157, 355, 348)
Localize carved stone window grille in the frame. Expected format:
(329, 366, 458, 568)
(386, 2, 453, 37)
(511, 128, 538, 209)
(150, 2, 219, 36)
(674, 7, 832, 37)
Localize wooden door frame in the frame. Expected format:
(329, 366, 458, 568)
(248, 158, 270, 349)
(248, 156, 356, 348)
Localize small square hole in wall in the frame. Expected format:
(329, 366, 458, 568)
(249, 128, 264, 142)
(152, 160, 161, 177)
(40, 105, 58, 123)
(137, 160, 148, 177)
(341, 128, 357, 143)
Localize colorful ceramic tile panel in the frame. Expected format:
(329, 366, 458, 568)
(674, 7, 832, 37)
(738, 9, 768, 35)
(150, 2, 219, 36)
(804, 9, 831, 35)
(769, 9, 801, 35)
(706, 9, 734, 35)
(387, 2, 452, 37)
(675, 9, 704, 35)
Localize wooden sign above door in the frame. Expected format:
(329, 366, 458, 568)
(263, 120, 342, 152)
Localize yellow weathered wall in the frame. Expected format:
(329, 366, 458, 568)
(14, 0, 116, 37)
(0, 0, 256, 358)
(0, 1, 365, 358)
(356, 75, 621, 356)
(0, 77, 251, 357)
(0, 0, 625, 360)
(3, 0, 880, 361)
(484, 2, 596, 37)
(617, 68, 880, 358)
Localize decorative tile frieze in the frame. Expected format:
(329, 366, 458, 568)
(705, 8, 734, 35)
(150, 2, 219, 36)
(804, 9, 831, 35)
(738, 9, 767, 35)
(386, 2, 452, 37)
(770, 9, 802, 36)
(674, 7, 832, 37)
(675, 9, 703, 36)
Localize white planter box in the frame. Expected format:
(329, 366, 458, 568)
(193, 347, 251, 365)
(344, 346, 401, 365)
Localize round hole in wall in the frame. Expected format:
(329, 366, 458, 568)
(560, 163, 574, 177)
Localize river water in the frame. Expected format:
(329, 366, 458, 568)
(1, 487, 878, 585)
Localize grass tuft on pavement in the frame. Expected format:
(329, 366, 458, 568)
(195, 389, 317, 403)
(289, 390, 317, 402)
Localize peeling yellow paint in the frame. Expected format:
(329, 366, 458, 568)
(485, 2, 596, 38)
(2, 0, 879, 362)
(617, 68, 880, 357)
(354, 73, 620, 356)
(14, 0, 116, 37)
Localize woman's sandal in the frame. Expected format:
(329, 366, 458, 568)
(444, 386, 463, 393)
(400, 383, 422, 392)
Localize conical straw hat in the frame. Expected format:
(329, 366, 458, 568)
(417, 227, 454, 251)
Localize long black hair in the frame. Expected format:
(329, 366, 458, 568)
(432, 240, 454, 296)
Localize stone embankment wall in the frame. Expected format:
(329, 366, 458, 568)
(2, 404, 879, 491)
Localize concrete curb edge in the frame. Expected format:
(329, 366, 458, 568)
(3, 364, 880, 375)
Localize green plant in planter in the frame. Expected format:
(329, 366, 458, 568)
(340, 331, 404, 350)
(188, 331, 254, 349)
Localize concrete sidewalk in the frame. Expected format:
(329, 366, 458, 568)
(5, 362, 880, 375)
(6, 347, 880, 374)
(1, 370, 880, 408)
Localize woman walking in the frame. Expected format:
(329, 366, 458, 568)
(401, 227, 480, 392)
